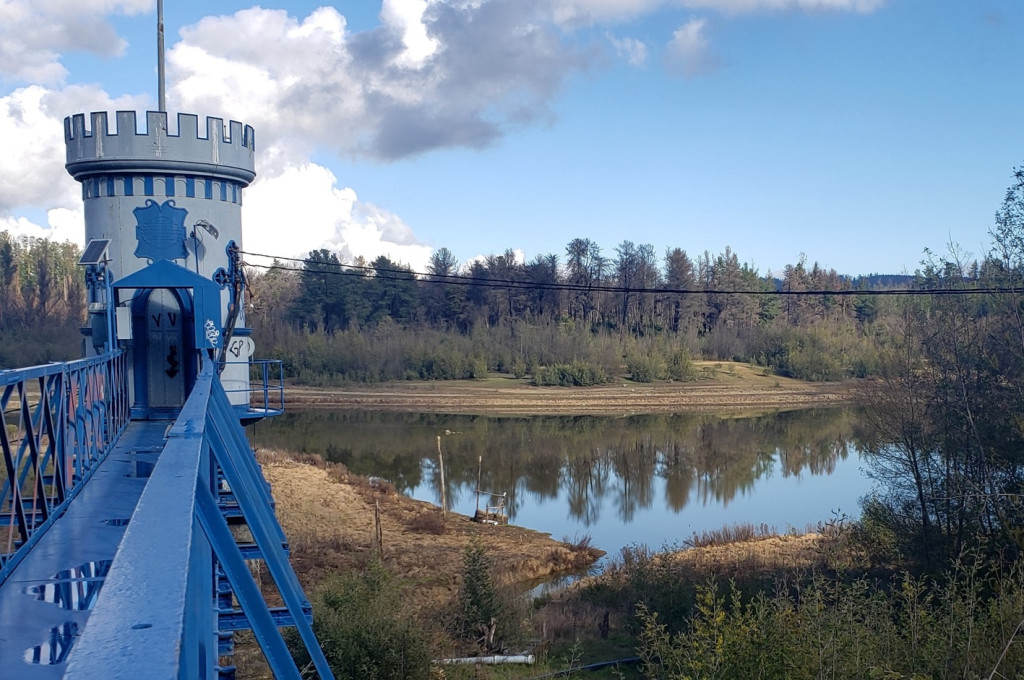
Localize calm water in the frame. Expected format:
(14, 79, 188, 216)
(250, 408, 870, 558)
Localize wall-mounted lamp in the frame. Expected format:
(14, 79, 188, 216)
(194, 220, 219, 239)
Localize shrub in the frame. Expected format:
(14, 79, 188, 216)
(666, 348, 697, 381)
(635, 564, 1024, 680)
(626, 355, 662, 383)
(407, 509, 446, 535)
(290, 561, 433, 679)
(531, 360, 607, 387)
(455, 537, 501, 642)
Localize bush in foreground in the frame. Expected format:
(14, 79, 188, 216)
(636, 562, 1024, 679)
(290, 560, 433, 680)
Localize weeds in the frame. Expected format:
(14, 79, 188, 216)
(635, 562, 1024, 679)
(407, 509, 446, 535)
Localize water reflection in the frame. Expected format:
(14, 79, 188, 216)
(26, 559, 112, 611)
(23, 621, 78, 665)
(252, 408, 866, 544)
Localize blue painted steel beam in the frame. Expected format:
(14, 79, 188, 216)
(202, 372, 333, 679)
(60, 362, 333, 679)
(217, 604, 311, 632)
(63, 408, 213, 679)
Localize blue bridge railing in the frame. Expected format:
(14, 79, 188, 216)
(63, 359, 333, 679)
(219, 358, 285, 417)
(0, 351, 129, 582)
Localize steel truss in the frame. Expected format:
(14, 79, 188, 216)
(0, 352, 130, 582)
(63, 359, 334, 679)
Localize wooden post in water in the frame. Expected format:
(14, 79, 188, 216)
(436, 435, 447, 521)
(476, 455, 483, 515)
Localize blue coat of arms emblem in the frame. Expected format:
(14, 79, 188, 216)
(133, 199, 188, 262)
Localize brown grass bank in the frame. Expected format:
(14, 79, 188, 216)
(257, 449, 604, 605)
(283, 361, 859, 416)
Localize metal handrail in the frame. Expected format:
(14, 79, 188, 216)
(0, 351, 129, 583)
(218, 358, 284, 415)
(64, 361, 331, 679)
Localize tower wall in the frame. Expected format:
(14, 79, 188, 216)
(64, 111, 257, 409)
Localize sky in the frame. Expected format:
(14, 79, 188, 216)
(1, 0, 1021, 278)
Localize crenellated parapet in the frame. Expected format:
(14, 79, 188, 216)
(64, 111, 256, 186)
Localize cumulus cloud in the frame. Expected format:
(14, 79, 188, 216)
(168, 2, 588, 163)
(0, 83, 147, 244)
(665, 18, 720, 78)
(0, 208, 85, 246)
(0, 0, 151, 84)
(0, 84, 148, 215)
(607, 34, 649, 66)
(0, 0, 889, 260)
(380, 0, 441, 68)
(242, 163, 432, 271)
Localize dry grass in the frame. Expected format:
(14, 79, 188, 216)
(234, 449, 605, 678)
(256, 448, 604, 606)
(282, 360, 858, 416)
(682, 522, 779, 549)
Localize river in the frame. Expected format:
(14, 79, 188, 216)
(249, 407, 871, 559)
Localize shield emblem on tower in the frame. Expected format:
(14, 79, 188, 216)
(133, 199, 189, 263)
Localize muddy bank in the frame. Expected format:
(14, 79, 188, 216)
(258, 450, 604, 605)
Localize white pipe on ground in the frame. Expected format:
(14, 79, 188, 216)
(436, 655, 536, 665)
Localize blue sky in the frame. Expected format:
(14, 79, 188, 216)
(1, 0, 1021, 277)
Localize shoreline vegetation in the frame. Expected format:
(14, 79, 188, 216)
(281, 360, 860, 416)
(254, 445, 847, 679)
(242, 366, 867, 677)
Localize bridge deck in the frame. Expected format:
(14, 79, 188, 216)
(0, 421, 168, 679)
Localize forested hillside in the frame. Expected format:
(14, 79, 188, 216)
(0, 232, 85, 367)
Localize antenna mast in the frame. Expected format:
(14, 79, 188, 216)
(157, 0, 166, 112)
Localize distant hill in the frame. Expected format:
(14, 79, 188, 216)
(850, 274, 917, 289)
(768, 273, 917, 291)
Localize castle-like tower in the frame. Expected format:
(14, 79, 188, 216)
(64, 111, 257, 414)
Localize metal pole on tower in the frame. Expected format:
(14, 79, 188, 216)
(157, 0, 166, 112)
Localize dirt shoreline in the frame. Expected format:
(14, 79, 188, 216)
(261, 451, 604, 601)
(282, 362, 860, 416)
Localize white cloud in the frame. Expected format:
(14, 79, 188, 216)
(168, 3, 586, 161)
(0, 84, 147, 216)
(665, 18, 720, 78)
(607, 34, 649, 66)
(241, 161, 432, 272)
(381, 0, 441, 68)
(1, 207, 85, 245)
(551, 0, 670, 26)
(0, 0, 151, 84)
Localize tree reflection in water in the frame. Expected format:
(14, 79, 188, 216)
(251, 408, 862, 533)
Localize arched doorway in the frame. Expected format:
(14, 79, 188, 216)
(130, 288, 196, 415)
(145, 289, 185, 409)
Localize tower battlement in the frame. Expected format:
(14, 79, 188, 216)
(65, 111, 256, 186)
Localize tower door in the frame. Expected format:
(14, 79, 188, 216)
(145, 289, 186, 409)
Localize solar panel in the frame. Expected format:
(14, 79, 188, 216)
(78, 239, 110, 266)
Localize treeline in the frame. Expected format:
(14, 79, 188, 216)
(0, 227, 930, 382)
(248, 241, 905, 384)
(0, 232, 85, 367)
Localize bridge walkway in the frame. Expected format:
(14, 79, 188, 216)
(0, 420, 167, 677)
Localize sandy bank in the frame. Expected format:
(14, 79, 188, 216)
(282, 362, 859, 416)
